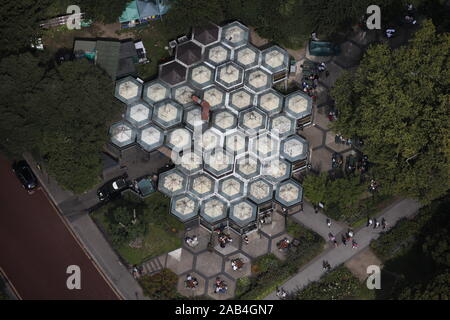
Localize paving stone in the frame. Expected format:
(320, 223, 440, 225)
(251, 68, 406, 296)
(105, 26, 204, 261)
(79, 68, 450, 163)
(177, 271, 207, 297)
(241, 231, 270, 258)
(214, 231, 239, 256)
(325, 131, 353, 153)
(270, 233, 294, 261)
(223, 252, 252, 280)
(302, 125, 325, 149)
(195, 251, 224, 277)
(314, 84, 331, 106)
(183, 226, 211, 254)
(206, 274, 236, 300)
(260, 211, 286, 238)
(166, 248, 194, 275)
(318, 61, 345, 89)
(310, 147, 333, 172)
(334, 41, 362, 68)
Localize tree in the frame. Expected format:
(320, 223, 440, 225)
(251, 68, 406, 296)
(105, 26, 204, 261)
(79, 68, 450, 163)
(0, 0, 54, 56)
(302, 173, 328, 204)
(106, 205, 147, 246)
(74, 0, 129, 24)
(331, 20, 450, 204)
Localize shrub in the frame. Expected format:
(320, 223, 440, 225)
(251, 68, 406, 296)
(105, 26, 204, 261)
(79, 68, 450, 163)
(139, 268, 179, 300)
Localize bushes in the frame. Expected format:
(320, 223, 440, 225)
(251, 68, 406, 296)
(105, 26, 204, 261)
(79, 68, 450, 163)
(292, 266, 362, 300)
(139, 268, 180, 300)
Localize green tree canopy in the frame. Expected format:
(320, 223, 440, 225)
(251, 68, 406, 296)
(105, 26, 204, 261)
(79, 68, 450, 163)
(331, 20, 450, 203)
(74, 0, 129, 24)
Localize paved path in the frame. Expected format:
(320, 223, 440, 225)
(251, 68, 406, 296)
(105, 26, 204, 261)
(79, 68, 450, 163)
(264, 198, 421, 299)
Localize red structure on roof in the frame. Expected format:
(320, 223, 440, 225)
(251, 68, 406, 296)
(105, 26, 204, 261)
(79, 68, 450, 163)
(192, 95, 210, 121)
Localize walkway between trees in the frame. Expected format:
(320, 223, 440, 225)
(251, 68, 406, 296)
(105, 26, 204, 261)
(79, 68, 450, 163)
(264, 198, 421, 299)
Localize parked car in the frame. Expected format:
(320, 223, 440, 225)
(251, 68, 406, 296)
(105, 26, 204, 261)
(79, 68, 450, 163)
(12, 160, 38, 193)
(97, 175, 130, 201)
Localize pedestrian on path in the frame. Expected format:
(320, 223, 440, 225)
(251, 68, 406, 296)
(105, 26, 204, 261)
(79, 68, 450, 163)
(276, 287, 287, 299)
(375, 220, 380, 229)
(347, 229, 354, 238)
(314, 204, 319, 214)
(352, 240, 359, 249)
(381, 218, 387, 229)
(341, 235, 347, 246)
(367, 217, 373, 227)
(326, 218, 331, 228)
(373, 218, 378, 229)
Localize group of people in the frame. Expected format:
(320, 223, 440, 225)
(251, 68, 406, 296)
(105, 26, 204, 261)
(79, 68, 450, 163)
(185, 274, 199, 289)
(185, 235, 199, 248)
(277, 237, 291, 252)
(322, 260, 332, 271)
(276, 287, 288, 299)
(386, 4, 418, 38)
(214, 277, 228, 294)
(335, 134, 352, 145)
(218, 232, 233, 248)
(231, 258, 244, 271)
(367, 217, 388, 230)
(369, 179, 378, 192)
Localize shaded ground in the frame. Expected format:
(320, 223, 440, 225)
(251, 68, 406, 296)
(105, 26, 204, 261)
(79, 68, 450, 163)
(0, 155, 119, 299)
(345, 247, 382, 282)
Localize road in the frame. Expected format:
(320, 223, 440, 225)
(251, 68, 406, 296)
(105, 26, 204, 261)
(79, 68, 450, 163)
(0, 155, 120, 300)
(264, 198, 421, 299)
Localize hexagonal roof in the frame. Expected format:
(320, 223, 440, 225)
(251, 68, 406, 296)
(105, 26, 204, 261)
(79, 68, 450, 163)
(284, 91, 313, 119)
(238, 107, 267, 133)
(125, 101, 152, 128)
(261, 45, 289, 74)
(203, 86, 226, 110)
(183, 105, 207, 131)
(203, 149, 234, 177)
(195, 128, 222, 152)
(229, 200, 257, 227)
(235, 154, 261, 180)
(171, 193, 199, 221)
(137, 124, 164, 152)
(152, 99, 183, 129)
(234, 44, 260, 69)
(247, 178, 273, 204)
(172, 84, 196, 106)
(257, 89, 283, 115)
(205, 43, 231, 66)
(143, 80, 171, 105)
(280, 135, 308, 162)
(275, 179, 303, 207)
(200, 196, 228, 223)
(226, 88, 252, 113)
(250, 132, 280, 160)
(188, 172, 216, 199)
(225, 130, 247, 154)
(114, 76, 142, 104)
(221, 21, 249, 48)
(158, 169, 187, 197)
(110, 121, 137, 148)
(215, 62, 244, 90)
(159, 61, 187, 86)
(188, 63, 215, 89)
(176, 41, 203, 66)
(193, 23, 220, 46)
(262, 158, 291, 183)
(166, 128, 192, 151)
(244, 68, 272, 93)
(218, 175, 245, 201)
(269, 113, 296, 138)
(212, 110, 237, 133)
(176, 150, 203, 176)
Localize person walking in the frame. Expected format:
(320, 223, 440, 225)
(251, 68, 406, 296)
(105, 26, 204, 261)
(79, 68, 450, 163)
(342, 235, 347, 246)
(373, 218, 377, 229)
(352, 240, 358, 249)
(367, 217, 373, 227)
(326, 218, 331, 228)
(381, 218, 387, 229)
(375, 220, 381, 229)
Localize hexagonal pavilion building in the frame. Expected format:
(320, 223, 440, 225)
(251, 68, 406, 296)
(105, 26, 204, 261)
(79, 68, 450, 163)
(110, 121, 137, 148)
(229, 200, 258, 234)
(244, 68, 272, 93)
(284, 91, 313, 120)
(205, 43, 232, 66)
(171, 194, 199, 222)
(137, 124, 164, 152)
(280, 135, 309, 163)
(234, 44, 261, 70)
(275, 179, 303, 208)
(257, 89, 283, 116)
(158, 169, 188, 197)
(203, 86, 226, 110)
(188, 173, 217, 200)
(247, 178, 274, 205)
(152, 99, 183, 129)
(218, 175, 245, 202)
(114, 76, 142, 104)
(221, 21, 249, 48)
(215, 62, 244, 90)
(125, 101, 152, 128)
(188, 63, 215, 89)
(143, 80, 171, 105)
(261, 46, 289, 74)
(228, 88, 254, 112)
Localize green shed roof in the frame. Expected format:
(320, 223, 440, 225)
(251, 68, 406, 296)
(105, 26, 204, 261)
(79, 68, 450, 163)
(96, 41, 121, 79)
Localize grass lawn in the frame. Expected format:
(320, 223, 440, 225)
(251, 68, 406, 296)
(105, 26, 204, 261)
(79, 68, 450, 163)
(91, 191, 183, 266)
(236, 218, 325, 300)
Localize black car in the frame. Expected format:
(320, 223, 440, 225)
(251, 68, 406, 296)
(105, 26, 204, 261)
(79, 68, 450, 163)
(12, 160, 38, 193)
(97, 176, 130, 201)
